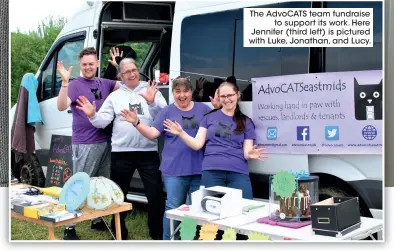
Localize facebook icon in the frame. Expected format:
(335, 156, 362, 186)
(297, 126, 310, 141)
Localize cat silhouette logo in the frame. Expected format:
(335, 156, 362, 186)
(63, 167, 72, 183)
(181, 115, 198, 130)
(215, 122, 232, 139)
(90, 88, 103, 100)
(129, 103, 144, 115)
(354, 78, 382, 120)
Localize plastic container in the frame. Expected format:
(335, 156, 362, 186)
(269, 175, 319, 222)
(86, 177, 124, 210)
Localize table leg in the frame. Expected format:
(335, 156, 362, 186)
(114, 213, 122, 240)
(170, 219, 174, 240)
(378, 230, 383, 240)
(48, 227, 56, 240)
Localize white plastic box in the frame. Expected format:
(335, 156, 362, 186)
(184, 186, 243, 221)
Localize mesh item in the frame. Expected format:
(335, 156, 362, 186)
(0, 0, 9, 187)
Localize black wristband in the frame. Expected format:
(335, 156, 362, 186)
(133, 118, 140, 127)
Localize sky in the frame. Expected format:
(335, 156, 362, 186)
(10, 0, 84, 33)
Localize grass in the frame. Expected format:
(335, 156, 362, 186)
(11, 208, 151, 241)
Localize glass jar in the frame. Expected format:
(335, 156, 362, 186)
(269, 175, 319, 222)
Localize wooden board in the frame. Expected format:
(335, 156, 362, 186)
(44, 135, 73, 187)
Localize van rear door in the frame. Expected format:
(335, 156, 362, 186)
(95, 1, 175, 199)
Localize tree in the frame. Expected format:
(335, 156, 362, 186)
(11, 16, 66, 106)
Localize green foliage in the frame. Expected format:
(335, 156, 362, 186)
(11, 16, 66, 106)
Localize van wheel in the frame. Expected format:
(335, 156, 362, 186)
(20, 154, 45, 187)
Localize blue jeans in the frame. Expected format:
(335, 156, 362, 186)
(201, 170, 253, 199)
(163, 175, 201, 240)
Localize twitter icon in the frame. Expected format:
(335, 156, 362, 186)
(325, 126, 339, 140)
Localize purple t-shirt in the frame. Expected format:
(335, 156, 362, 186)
(152, 102, 211, 176)
(68, 77, 116, 144)
(200, 110, 256, 174)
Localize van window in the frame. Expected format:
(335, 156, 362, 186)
(41, 58, 55, 100)
(324, 1, 382, 72)
(234, 19, 309, 101)
(181, 10, 235, 79)
(40, 38, 85, 100)
(180, 10, 236, 102)
(180, 2, 311, 101)
(55, 40, 85, 95)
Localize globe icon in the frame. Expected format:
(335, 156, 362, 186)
(362, 125, 377, 140)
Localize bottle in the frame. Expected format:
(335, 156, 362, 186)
(155, 70, 160, 83)
(40, 187, 62, 198)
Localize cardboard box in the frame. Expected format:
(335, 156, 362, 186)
(311, 197, 361, 237)
(185, 186, 243, 221)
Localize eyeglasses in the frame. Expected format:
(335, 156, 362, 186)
(219, 93, 237, 99)
(121, 69, 138, 75)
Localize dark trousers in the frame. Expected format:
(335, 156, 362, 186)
(110, 151, 165, 240)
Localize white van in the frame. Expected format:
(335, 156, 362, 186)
(10, 1, 386, 220)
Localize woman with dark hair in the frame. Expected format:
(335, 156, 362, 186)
(119, 76, 220, 240)
(163, 81, 268, 199)
(226, 75, 237, 85)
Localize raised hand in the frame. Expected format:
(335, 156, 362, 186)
(196, 77, 206, 90)
(163, 119, 183, 136)
(108, 47, 123, 67)
(76, 96, 96, 118)
(248, 145, 269, 162)
(120, 108, 138, 125)
(209, 89, 221, 109)
(140, 80, 158, 105)
(57, 61, 73, 83)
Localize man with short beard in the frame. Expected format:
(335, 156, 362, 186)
(57, 47, 122, 240)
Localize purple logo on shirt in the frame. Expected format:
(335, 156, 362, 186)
(215, 122, 232, 139)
